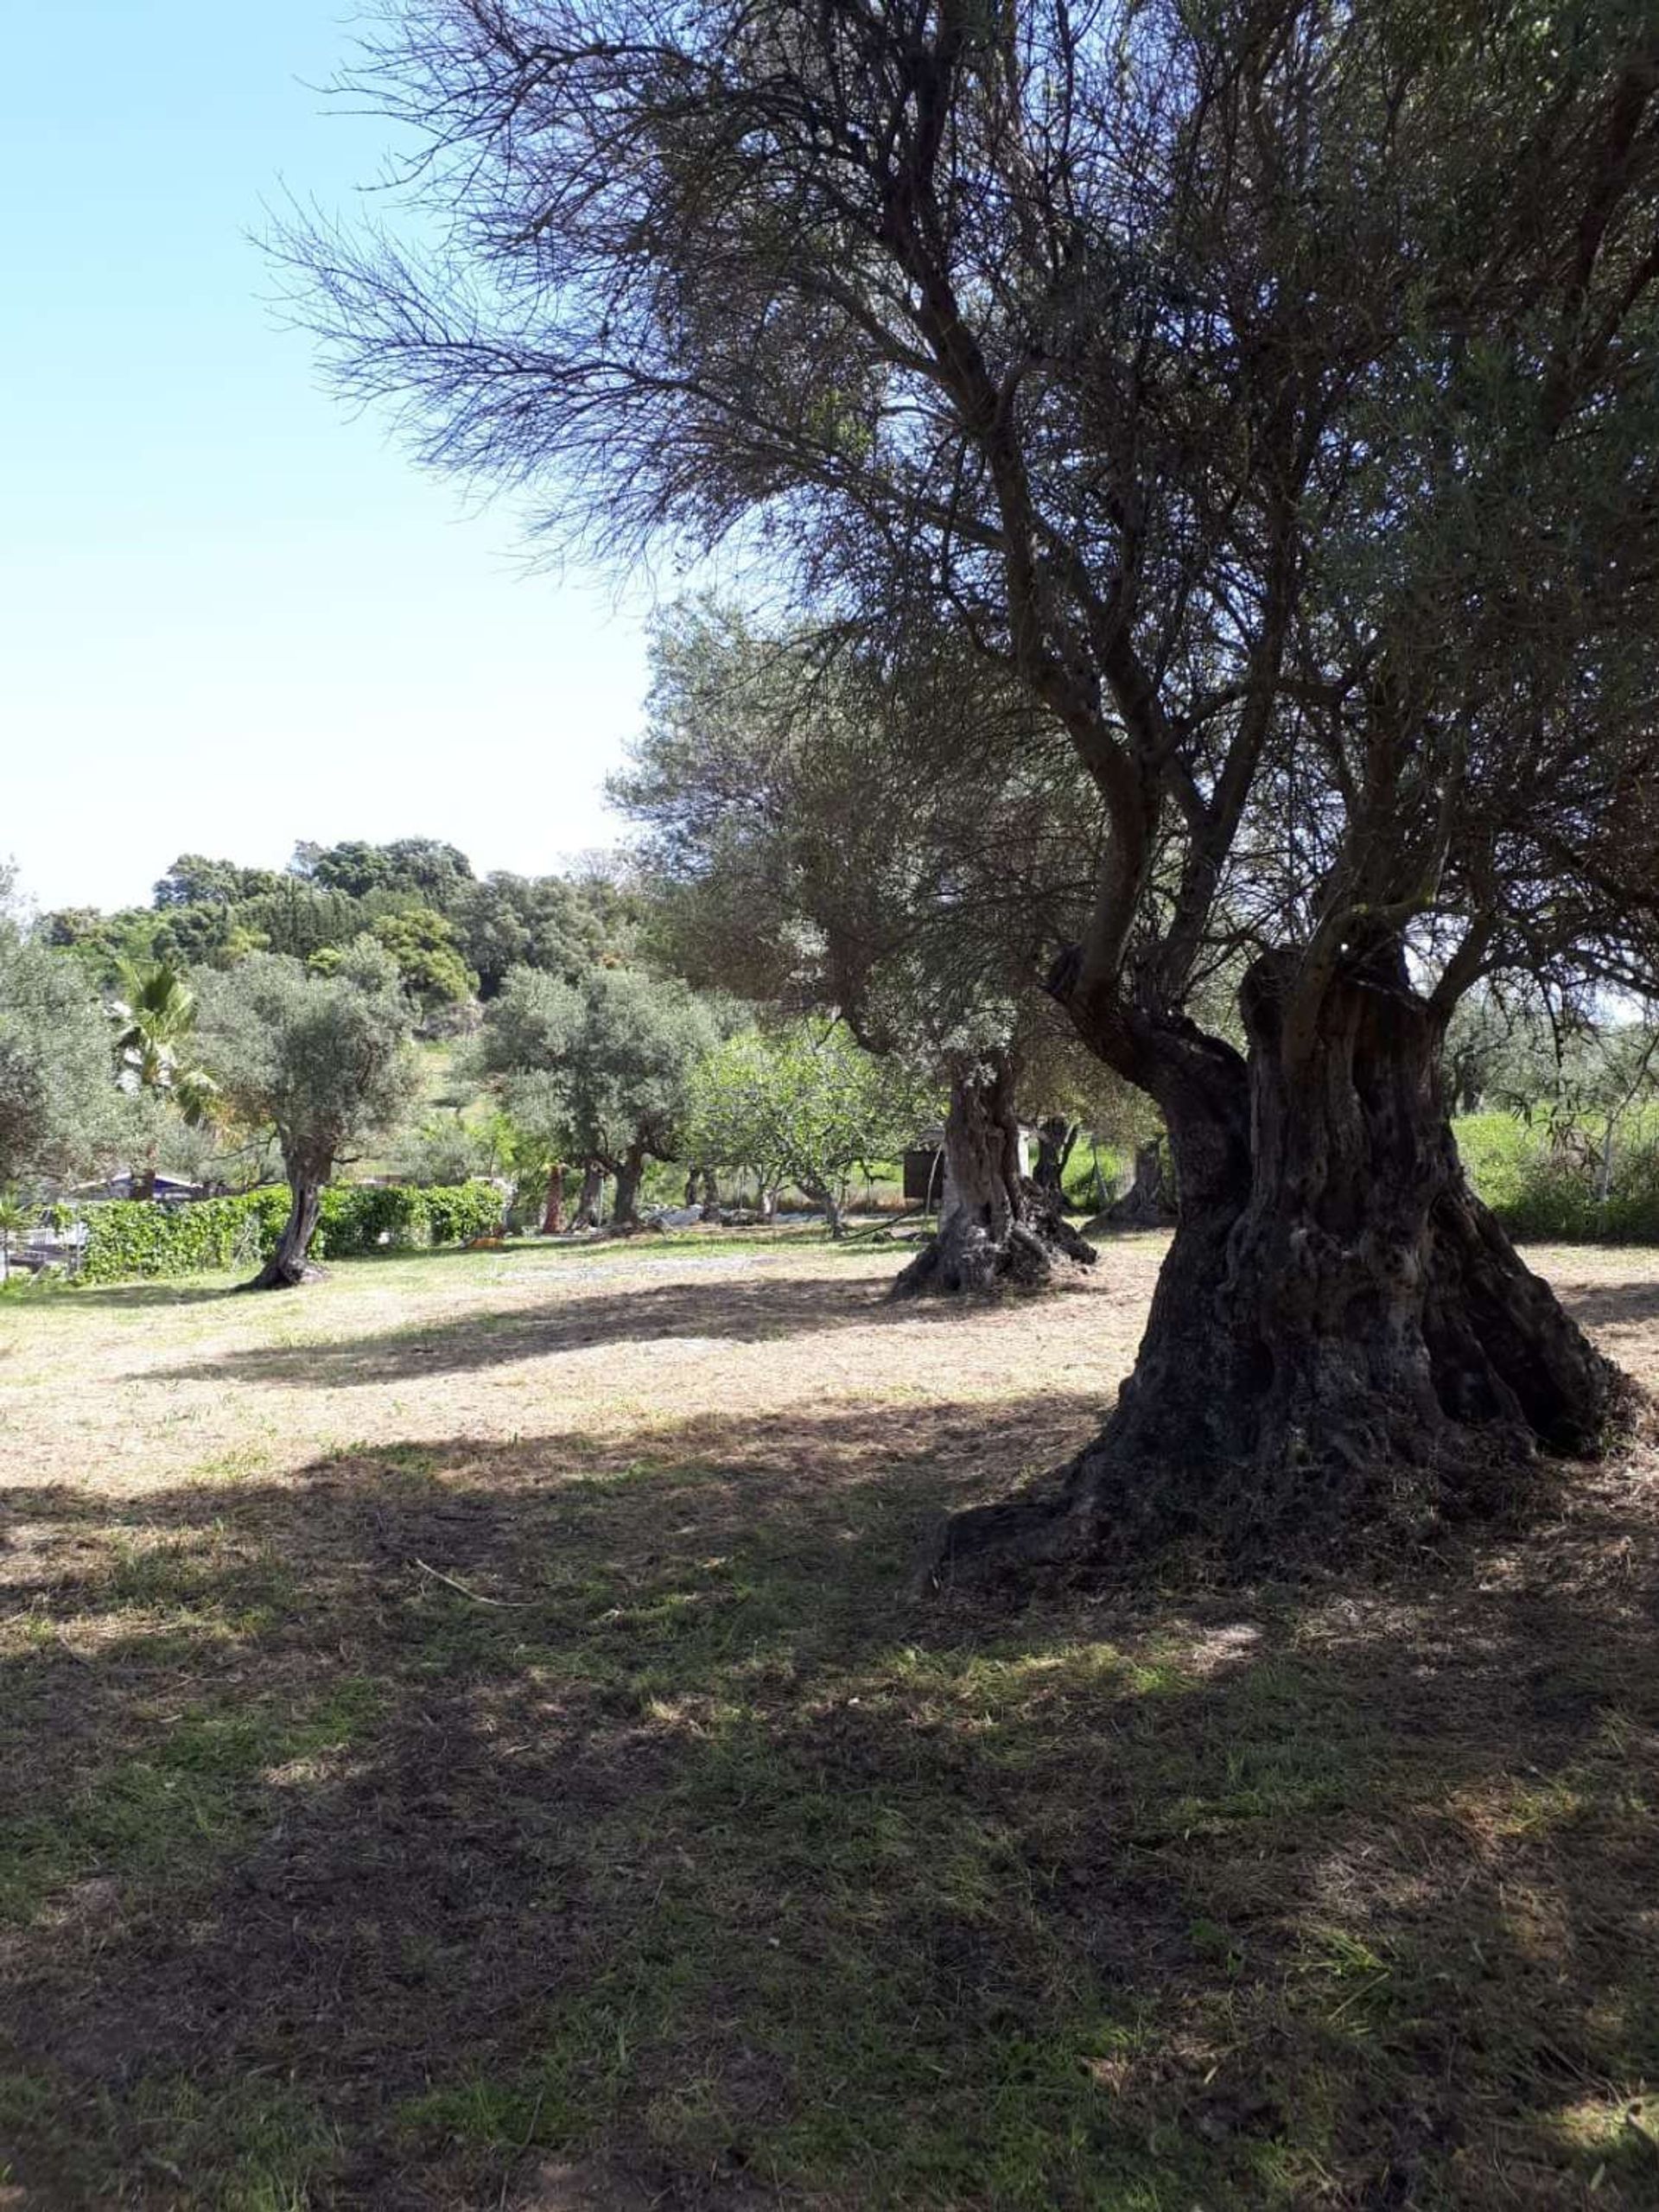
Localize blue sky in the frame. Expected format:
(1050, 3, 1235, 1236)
(2, 2, 652, 914)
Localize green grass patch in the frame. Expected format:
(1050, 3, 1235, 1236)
(0, 1679, 380, 1923)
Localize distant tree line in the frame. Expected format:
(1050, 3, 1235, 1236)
(42, 837, 635, 1006)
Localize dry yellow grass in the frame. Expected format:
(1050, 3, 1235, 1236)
(3, 1231, 1658, 2211)
(0, 1232, 1159, 1502)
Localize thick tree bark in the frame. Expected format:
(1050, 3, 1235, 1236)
(242, 1175, 325, 1291)
(1087, 1137, 1177, 1230)
(541, 1161, 565, 1236)
(933, 946, 1620, 1579)
(572, 1162, 602, 1229)
(1033, 1116, 1079, 1197)
(682, 1164, 721, 1217)
(892, 1053, 1097, 1298)
(610, 1144, 645, 1230)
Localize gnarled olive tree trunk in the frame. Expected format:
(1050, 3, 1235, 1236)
(609, 1142, 646, 1230)
(1090, 1136, 1177, 1230)
(1033, 1116, 1079, 1197)
(541, 1161, 565, 1236)
(936, 946, 1618, 1576)
(242, 1169, 325, 1291)
(892, 1052, 1096, 1298)
(571, 1162, 603, 1229)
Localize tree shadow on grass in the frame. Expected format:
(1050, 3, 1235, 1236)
(145, 1267, 1103, 1389)
(37, 1281, 241, 1308)
(58, 1229, 896, 1316)
(3, 1398, 1659, 2209)
(1558, 1278, 1659, 1330)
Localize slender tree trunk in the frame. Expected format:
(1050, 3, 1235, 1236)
(610, 1145, 645, 1231)
(541, 1161, 565, 1236)
(701, 1166, 721, 1218)
(933, 945, 1619, 1580)
(892, 1053, 1097, 1298)
(804, 1182, 845, 1238)
(242, 1174, 325, 1291)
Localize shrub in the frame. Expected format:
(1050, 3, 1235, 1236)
(1451, 1113, 1536, 1215)
(1454, 1115, 1659, 1244)
(77, 1180, 503, 1282)
(421, 1180, 505, 1246)
(317, 1182, 429, 1253)
(1063, 1143, 1121, 1211)
(80, 1189, 292, 1283)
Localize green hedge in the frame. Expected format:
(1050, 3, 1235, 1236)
(318, 1179, 504, 1254)
(79, 1180, 503, 1283)
(80, 1189, 293, 1282)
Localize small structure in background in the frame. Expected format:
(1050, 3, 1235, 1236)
(902, 1125, 947, 1206)
(902, 1123, 1034, 1209)
(2, 1217, 89, 1280)
(97, 1172, 205, 1205)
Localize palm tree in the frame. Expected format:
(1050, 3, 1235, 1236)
(110, 961, 219, 1198)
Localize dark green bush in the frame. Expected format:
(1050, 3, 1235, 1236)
(421, 1181, 505, 1246)
(78, 1180, 503, 1282)
(317, 1179, 503, 1254)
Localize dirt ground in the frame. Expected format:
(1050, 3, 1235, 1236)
(3, 1232, 1658, 2209)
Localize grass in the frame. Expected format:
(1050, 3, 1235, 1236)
(3, 1235, 1659, 2207)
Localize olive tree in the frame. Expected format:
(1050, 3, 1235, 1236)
(474, 973, 584, 1229)
(285, 1, 1659, 1565)
(623, 601, 1104, 1290)
(195, 944, 420, 1287)
(0, 879, 118, 1191)
(479, 964, 721, 1229)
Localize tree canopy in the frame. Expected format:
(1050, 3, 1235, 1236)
(479, 963, 724, 1225)
(0, 875, 118, 1191)
(620, 595, 1123, 1284)
(688, 1023, 934, 1235)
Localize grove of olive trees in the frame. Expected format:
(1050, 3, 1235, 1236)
(282, 0, 1659, 1568)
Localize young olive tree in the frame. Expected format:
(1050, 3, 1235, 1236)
(689, 1024, 933, 1236)
(479, 964, 721, 1230)
(195, 944, 420, 1287)
(287, 2, 1659, 1564)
